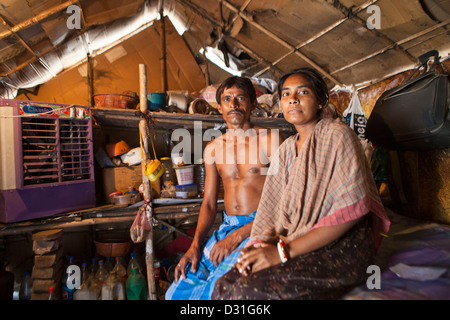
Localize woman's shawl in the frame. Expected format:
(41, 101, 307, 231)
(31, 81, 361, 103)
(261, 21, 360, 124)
(250, 118, 390, 250)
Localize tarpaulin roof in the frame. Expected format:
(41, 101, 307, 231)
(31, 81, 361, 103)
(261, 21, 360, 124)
(0, 0, 449, 98)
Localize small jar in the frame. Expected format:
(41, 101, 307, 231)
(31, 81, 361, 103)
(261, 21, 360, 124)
(160, 157, 176, 185)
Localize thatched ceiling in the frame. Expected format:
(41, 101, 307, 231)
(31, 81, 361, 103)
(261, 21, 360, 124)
(0, 0, 449, 98)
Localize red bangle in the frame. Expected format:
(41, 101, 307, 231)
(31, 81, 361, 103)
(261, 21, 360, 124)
(277, 238, 289, 263)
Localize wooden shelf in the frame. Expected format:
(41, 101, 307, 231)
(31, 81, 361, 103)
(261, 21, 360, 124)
(91, 107, 295, 131)
(0, 201, 226, 236)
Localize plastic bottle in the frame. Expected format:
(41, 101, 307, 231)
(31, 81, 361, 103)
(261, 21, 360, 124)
(112, 257, 127, 283)
(48, 286, 56, 300)
(95, 260, 109, 284)
(104, 257, 114, 272)
(19, 271, 33, 300)
(89, 257, 98, 276)
(154, 258, 160, 280)
(61, 256, 77, 300)
(126, 268, 147, 300)
(127, 252, 141, 276)
(101, 274, 115, 300)
(81, 262, 89, 285)
(113, 279, 126, 300)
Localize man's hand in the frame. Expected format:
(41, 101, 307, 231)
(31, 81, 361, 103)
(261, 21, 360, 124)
(174, 246, 201, 282)
(209, 235, 240, 267)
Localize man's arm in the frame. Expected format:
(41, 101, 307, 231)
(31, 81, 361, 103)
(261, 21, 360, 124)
(175, 142, 220, 280)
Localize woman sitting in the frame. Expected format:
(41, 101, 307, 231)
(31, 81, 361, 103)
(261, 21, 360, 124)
(212, 68, 391, 300)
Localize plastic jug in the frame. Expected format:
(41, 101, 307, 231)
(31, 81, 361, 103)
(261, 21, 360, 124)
(126, 268, 147, 300)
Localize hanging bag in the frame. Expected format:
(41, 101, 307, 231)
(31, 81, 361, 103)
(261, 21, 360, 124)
(342, 87, 367, 140)
(366, 50, 449, 150)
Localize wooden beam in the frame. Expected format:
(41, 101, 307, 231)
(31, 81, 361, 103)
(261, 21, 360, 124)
(139, 64, 158, 300)
(159, 2, 168, 93)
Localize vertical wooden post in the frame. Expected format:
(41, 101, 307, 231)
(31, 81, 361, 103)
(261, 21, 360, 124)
(159, 2, 168, 94)
(139, 64, 157, 300)
(87, 54, 94, 106)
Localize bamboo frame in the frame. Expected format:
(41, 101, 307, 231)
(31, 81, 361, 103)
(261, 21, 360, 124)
(139, 64, 158, 300)
(159, 1, 168, 93)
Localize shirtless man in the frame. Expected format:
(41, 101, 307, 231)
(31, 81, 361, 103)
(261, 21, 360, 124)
(165, 76, 281, 300)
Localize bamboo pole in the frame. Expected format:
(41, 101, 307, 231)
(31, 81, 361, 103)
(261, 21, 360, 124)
(159, 2, 168, 94)
(87, 54, 94, 106)
(139, 64, 158, 300)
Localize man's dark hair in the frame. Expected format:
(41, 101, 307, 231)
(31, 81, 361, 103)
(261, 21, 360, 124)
(277, 68, 329, 107)
(216, 76, 257, 105)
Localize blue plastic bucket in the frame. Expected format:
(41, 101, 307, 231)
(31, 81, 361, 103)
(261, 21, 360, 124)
(147, 93, 166, 110)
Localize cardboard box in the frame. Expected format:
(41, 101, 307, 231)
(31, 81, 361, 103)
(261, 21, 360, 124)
(102, 165, 160, 203)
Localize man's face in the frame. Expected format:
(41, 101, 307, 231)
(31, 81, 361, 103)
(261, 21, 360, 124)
(217, 86, 255, 126)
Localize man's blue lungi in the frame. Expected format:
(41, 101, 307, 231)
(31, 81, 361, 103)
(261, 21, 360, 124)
(165, 211, 256, 300)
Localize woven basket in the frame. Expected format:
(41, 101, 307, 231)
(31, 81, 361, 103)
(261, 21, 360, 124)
(93, 93, 139, 109)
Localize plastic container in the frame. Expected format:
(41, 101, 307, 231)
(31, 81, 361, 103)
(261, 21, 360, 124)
(19, 271, 33, 300)
(126, 268, 147, 300)
(101, 275, 115, 300)
(147, 92, 166, 110)
(195, 159, 206, 195)
(105, 140, 130, 157)
(128, 190, 141, 204)
(127, 252, 141, 276)
(48, 286, 56, 300)
(154, 259, 160, 280)
(113, 280, 126, 300)
(145, 159, 164, 182)
(160, 157, 176, 185)
(95, 260, 109, 284)
(61, 256, 76, 300)
(81, 262, 89, 285)
(175, 183, 198, 199)
(112, 257, 127, 284)
(120, 147, 142, 166)
(174, 165, 195, 185)
(110, 193, 131, 206)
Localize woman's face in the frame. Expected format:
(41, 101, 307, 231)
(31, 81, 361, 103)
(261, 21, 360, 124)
(280, 73, 321, 128)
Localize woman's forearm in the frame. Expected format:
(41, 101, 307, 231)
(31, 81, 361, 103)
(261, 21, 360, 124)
(285, 218, 361, 259)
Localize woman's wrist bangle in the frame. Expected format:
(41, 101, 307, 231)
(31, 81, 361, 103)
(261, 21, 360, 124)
(277, 238, 289, 263)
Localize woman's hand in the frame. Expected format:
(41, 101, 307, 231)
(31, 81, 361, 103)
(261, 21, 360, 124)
(236, 242, 281, 276)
